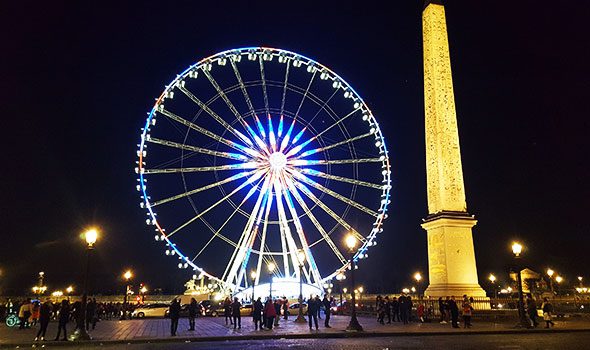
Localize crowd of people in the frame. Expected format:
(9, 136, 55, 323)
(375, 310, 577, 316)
(2, 297, 131, 341)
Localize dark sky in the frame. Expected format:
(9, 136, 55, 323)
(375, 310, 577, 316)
(1, 1, 589, 295)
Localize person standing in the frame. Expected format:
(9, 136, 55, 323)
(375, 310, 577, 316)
(307, 295, 319, 330)
(30, 300, 40, 326)
(169, 298, 180, 336)
(448, 297, 459, 328)
(282, 297, 289, 320)
(541, 297, 555, 328)
(315, 295, 322, 320)
(461, 295, 472, 328)
(86, 298, 97, 331)
(417, 302, 425, 323)
(18, 298, 32, 329)
(398, 295, 408, 324)
(384, 296, 392, 324)
(438, 297, 447, 324)
(35, 299, 52, 341)
(253, 297, 264, 330)
(526, 295, 538, 328)
(322, 295, 332, 328)
(391, 297, 400, 322)
(263, 299, 276, 330)
(188, 298, 198, 331)
(231, 297, 242, 329)
(54, 300, 70, 341)
(273, 299, 281, 326)
(223, 297, 233, 326)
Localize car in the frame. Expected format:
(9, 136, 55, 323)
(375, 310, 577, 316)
(200, 300, 224, 317)
(240, 304, 253, 316)
(287, 302, 307, 315)
(131, 303, 170, 318)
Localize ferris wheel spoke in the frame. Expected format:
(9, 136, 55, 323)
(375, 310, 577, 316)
(282, 175, 348, 265)
(290, 180, 366, 244)
(177, 85, 255, 148)
(294, 69, 317, 121)
(280, 178, 323, 285)
(149, 170, 256, 207)
(288, 168, 379, 217)
(279, 62, 290, 117)
(147, 136, 250, 161)
(202, 70, 269, 155)
(158, 107, 261, 158)
(288, 157, 382, 167)
(254, 180, 274, 286)
(284, 107, 361, 158)
(296, 132, 373, 159)
(224, 174, 272, 288)
(166, 170, 266, 238)
(259, 56, 270, 116)
(298, 168, 383, 190)
(142, 162, 261, 174)
(229, 59, 256, 117)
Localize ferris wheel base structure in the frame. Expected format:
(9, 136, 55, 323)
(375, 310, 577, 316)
(233, 278, 323, 301)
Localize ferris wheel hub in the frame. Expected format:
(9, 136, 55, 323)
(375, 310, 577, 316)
(269, 152, 288, 170)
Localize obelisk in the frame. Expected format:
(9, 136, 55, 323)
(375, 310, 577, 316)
(422, 0, 487, 298)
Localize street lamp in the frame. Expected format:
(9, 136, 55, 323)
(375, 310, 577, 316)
(72, 228, 98, 340)
(336, 273, 346, 306)
(345, 234, 363, 332)
(121, 269, 133, 320)
(414, 272, 422, 298)
(547, 268, 555, 294)
(267, 262, 276, 299)
(511, 241, 529, 328)
(579, 276, 584, 288)
(489, 274, 498, 299)
(295, 251, 307, 323)
(250, 271, 257, 302)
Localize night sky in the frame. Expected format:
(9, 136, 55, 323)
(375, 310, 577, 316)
(2, 1, 589, 295)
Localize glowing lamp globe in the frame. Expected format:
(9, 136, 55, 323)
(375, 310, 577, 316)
(511, 242, 523, 257)
(84, 229, 98, 246)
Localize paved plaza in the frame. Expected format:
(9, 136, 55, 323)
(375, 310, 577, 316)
(2, 315, 590, 347)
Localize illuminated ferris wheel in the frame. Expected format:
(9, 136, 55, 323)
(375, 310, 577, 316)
(136, 47, 391, 296)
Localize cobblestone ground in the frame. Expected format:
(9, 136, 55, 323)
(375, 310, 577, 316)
(5, 333, 590, 350)
(1, 315, 589, 345)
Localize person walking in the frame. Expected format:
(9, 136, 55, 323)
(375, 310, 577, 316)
(30, 300, 40, 326)
(188, 298, 198, 331)
(448, 297, 459, 328)
(253, 297, 264, 330)
(417, 302, 425, 323)
(541, 297, 555, 328)
(526, 295, 538, 328)
(307, 295, 319, 330)
(169, 298, 180, 336)
(391, 297, 400, 322)
(282, 297, 289, 320)
(461, 295, 472, 328)
(54, 300, 70, 341)
(231, 297, 242, 329)
(34, 299, 52, 341)
(263, 299, 276, 330)
(322, 295, 332, 328)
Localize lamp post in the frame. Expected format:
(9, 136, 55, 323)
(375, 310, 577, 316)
(295, 251, 307, 323)
(121, 270, 133, 320)
(555, 276, 563, 295)
(336, 273, 345, 306)
(267, 262, 275, 299)
(345, 234, 363, 332)
(578, 276, 584, 288)
(414, 272, 422, 298)
(250, 271, 257, 302)
(511, 242, 529, 328)
(547, 268, 555, 294)
(72, 228, 98, 341)
(489, 274, 497, 299)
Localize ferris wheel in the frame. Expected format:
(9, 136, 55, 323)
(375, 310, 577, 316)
(136, 47, 391, 296)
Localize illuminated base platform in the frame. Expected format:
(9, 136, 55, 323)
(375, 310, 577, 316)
(233, 278, 323, 301)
